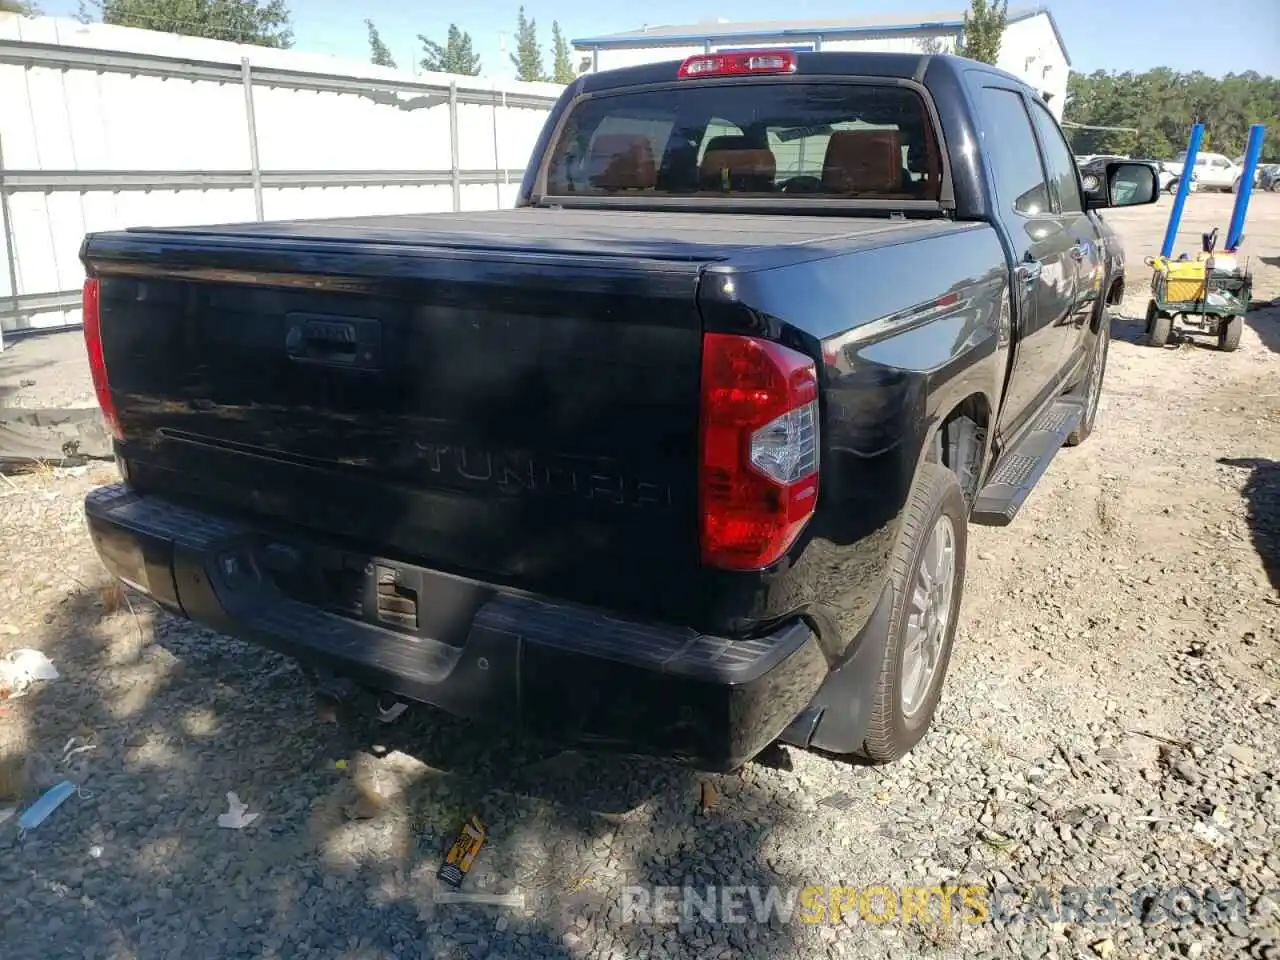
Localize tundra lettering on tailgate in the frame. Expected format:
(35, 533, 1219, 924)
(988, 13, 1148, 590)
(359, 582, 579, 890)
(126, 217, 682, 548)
(412, 442, 674, 509)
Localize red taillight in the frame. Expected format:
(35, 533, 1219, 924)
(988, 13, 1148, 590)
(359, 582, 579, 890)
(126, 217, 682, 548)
(82, 277, 123, 441)
(699, 332, 819, 571)
(677, 50, 798, 80)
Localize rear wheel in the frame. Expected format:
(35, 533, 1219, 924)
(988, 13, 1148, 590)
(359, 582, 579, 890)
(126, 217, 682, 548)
(1218, 316, 1242, 352)
(1066, 311, 1110, 446)
(860, 464, 967, 763)
(1148, 302, 1173, 347)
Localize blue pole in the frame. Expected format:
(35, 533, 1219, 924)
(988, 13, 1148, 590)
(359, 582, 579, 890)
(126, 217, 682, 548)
(1161, 123, 1204, 259)
(1225, 123, 1265, 251)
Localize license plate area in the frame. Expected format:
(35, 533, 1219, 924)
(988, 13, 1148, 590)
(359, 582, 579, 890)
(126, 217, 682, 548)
(372, 563, 419, 631)
(259, 538, 492, 647)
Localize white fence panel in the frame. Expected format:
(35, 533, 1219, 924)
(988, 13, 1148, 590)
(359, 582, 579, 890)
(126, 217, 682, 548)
(0, 13, 564, 345)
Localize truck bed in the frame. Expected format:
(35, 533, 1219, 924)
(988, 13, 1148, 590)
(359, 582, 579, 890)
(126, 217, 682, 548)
(83, 206, 979, 633)
(135, 208, 947, 262)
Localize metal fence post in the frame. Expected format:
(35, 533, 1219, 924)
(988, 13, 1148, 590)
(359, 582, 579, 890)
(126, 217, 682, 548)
(241, 58, 265, 221)
(491, 87, 502, 208)
(503, 92, 511, 197)
(0, 132, 19, 352)
(448, 81, 461, 213)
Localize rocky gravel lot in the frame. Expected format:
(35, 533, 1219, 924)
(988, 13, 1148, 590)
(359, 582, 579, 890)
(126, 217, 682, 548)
(1, 194, 1278, 959)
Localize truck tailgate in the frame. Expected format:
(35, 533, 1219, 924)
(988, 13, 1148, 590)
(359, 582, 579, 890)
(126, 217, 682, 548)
(83, 215, 737, 622)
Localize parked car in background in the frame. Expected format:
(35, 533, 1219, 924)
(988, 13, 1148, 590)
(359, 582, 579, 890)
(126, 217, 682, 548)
(1229, 156, 1264, 193)
(1167, 151, 1250, 193)
(1131, 159, 1178, 194)
(1075, 153, 1129, 166)
(1257, 163, 1280, 192)
(1152, 160, 1182, 193)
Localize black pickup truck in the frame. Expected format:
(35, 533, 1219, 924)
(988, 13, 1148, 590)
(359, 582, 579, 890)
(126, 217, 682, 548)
(79, 51, 1158, 772)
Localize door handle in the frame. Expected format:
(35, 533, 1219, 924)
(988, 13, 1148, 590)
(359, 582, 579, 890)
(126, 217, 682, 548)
(1069, 243, 1088, 261)
(283, 314, 382, 370)
(1015, 260, 1043, 284)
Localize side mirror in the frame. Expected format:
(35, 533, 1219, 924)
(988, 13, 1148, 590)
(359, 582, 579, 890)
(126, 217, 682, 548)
(1084, 161, 1161, 209)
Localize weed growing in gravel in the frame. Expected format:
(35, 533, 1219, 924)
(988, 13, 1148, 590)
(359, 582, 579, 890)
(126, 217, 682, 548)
(1096, 495, 1118, 534)
(96, 580, 124, 617)
(916, 918, 961, 952)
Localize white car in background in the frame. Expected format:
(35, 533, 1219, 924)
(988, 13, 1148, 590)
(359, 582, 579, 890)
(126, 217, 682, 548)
(1166, 151, 1255, 193)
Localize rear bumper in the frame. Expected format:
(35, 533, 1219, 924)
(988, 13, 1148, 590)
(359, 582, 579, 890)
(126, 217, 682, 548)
(84, 484, 830, 771)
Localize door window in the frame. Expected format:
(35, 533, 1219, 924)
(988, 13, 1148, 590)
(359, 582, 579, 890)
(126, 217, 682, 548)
(1029, 101, 1083, 213)
(977, 87, 1050, 216)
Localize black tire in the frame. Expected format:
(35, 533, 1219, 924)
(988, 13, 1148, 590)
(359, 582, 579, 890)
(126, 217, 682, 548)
(1145, 299, 1158, 336)
(1149, 308, 1173, 348)
(860, 463, 967, 763)
(1066, 310, 1110, 446)
(1218, 316, 1242, 352)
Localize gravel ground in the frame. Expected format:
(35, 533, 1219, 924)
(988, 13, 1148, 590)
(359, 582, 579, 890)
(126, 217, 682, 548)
(1, 194, 1278, 959)
(0, 331, 98, 410)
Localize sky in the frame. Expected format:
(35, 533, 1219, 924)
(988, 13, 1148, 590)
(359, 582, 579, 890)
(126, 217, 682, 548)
(40, 0, 1280, 82)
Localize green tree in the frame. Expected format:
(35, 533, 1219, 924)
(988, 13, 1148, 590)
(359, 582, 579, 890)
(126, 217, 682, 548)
(510, 6, 546, 82)
(97, 0, 293, 47)
(365, 18, 396, 68)
(0, 0, 41, 13)
(956, 0, 1007, 65)
(419, 24, 481, 76)
(1065, 68, 1280, 160)
(550, 20, 574, 84)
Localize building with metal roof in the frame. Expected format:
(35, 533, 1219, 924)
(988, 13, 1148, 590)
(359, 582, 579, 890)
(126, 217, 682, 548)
(572, 6, 1070, 118)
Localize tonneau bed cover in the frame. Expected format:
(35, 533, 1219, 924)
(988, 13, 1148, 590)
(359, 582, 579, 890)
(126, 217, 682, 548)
(132, 208, 948, 261)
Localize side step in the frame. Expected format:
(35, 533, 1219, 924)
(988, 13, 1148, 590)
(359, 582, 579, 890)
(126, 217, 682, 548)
(971, 398, 1083, 527)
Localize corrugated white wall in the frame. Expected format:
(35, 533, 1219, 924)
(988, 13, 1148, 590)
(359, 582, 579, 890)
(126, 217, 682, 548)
(575, 14, 1067, 119)
(821, 32, 958, 55)
(579, 29, 961, 73)
(589, 44, 705, 73)
(0, 13, 564, 338)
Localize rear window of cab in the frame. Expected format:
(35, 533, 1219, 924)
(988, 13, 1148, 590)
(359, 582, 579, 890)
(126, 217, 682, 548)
(542, 82, 943, 202)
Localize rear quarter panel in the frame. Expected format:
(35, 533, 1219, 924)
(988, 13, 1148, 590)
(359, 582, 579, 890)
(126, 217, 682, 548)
(699, 224, 1009, 650)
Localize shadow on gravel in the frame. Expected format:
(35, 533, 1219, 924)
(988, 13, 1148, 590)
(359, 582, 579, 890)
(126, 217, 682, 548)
(3, 583, 818, 959)
(1219, 457, 1280, 592)
(1109, 314, 1151, 346)
(1244, 302, 1280, 354)
(1112, 308, 1280, 353)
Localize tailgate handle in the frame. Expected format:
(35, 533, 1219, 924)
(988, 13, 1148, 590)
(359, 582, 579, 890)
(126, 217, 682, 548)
(285, 315, 381, 369)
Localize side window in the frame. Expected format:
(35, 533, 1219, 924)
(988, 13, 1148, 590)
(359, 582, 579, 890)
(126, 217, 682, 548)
(978, 87, 1050, 216)
(1029, 101, 1082, 213)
